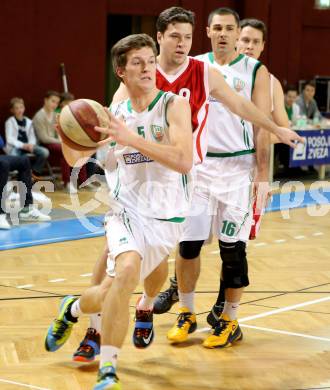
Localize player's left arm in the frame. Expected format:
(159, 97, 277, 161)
(252, 65, 272, 211)
(271, 77, 290, 144)
(95, 97, 193, 174)
(208, 66, 303, 147)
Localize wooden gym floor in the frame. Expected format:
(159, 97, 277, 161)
(0, 191, 329, 390)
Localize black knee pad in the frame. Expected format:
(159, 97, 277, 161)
(179, 240, 204, 260)
(219, 240, 249, 288)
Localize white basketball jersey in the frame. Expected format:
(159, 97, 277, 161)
(195, 52, 261, 158)
(105, 90, 192, 220)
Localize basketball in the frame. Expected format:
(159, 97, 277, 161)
(58, 99, 109, 151)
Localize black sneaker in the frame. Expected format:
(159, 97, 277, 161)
(153, 278, 178, 314)
(73, 327, 100, 362)
(206, 303, 224, 328)
(133, 306, 154, 349)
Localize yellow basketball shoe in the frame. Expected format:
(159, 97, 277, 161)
(167, 307, 197, 343)
(203, 313, 243, 349)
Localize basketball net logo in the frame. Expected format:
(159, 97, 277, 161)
(233, 77, 245, 93)
(150, 125, 164, 142)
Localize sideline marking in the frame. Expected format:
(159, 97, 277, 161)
(0, 378, 51, 390)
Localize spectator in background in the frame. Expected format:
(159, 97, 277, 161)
(284, 85, 300, 125)
(5, 97, 49, 179)
(33, 90, 85, 193)
(0, 135, 51, 229)
(296, 81, 322, 122)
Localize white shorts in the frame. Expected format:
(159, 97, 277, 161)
(105, 209, 183, 281)
(181, 155, 255, 243)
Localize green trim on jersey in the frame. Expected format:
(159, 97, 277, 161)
(181, 174, 189, 201)
(157, 217, 185, 223)
(164, 92, 175, 127)
(126, 90, 164, 113)
(241, 119, 251, 149)
(251, 61, 262, 94)
(206, 148, 255, 158)
(229, 53, 244, 67)
(208, 52, 215, 63)
(148, 90, 164, 111)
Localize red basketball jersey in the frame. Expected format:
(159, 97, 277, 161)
(156, 57, 209, 164)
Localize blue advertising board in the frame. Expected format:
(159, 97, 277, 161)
(289, 128, 330, 167)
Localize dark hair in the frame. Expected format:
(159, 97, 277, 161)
(304, 80, 316, 90)
(111, 34, 157, 79)
(156, 7, 195, 33)
(208, 7, 240, 27)
(285, 84, 298, 94)
(60, 92, 75, 103)
(240, 18, 267, 41)
(44, 90, 60, 99)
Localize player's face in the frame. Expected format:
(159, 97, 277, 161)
(207, 14, 240, 56)
(285, 90, 298, 106)
(157, 23, 193, 66)
(120, 47, 156, 91)
(237, 26, 265, 59)
(12, 103, 25, 118)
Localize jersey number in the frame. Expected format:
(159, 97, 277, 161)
(137, 126, 145, 138)
(221, 220, 236, 237)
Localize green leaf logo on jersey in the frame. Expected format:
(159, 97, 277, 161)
(233, 77, 245, 93)
(150, 125, 164, 142)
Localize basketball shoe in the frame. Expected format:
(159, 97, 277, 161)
(167, 307, 197, 343)
(133, 304, 154, 349)
(45, 295, 78, 352)
(206, 302, 224, 328)
(153, 277, 178, 314)
(203, 313, 243, 349)
(73, 327, 101, 362)
(93, 363, 121, 390)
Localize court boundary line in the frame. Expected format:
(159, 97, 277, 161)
(0, 378, 51, 390)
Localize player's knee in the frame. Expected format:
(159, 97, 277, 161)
(219, 240, 249, 288)
(179, 240, 204, 260)
(115, 262, 139, 290)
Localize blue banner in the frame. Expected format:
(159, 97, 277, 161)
(289, 128, 330, 167)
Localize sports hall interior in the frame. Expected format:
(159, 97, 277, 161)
(0, 1, 329, 389)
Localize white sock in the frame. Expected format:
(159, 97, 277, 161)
(70, 299, 82, 318)
(90, 313, 102, 333)
(138, 293, 155, 311)
(100, 345, 120, 368)
(223, 301, 240, 320)
(178, 291, 195, 313)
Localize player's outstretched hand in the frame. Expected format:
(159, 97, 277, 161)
(276, 127, 305, 148)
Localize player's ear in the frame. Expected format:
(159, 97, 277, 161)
(206, 26, 210, 38)
(156, 31, 162, 44)
(116, 67, 125, 80)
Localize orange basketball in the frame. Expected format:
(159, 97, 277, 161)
(58, 99, 108, 151)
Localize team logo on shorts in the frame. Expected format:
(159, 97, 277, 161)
(233, 77, 245, 92)
(150, 125, 164, 142)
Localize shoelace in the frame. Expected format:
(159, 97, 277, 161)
(52, 319, 69, 338)
(135, 311, 152, 338)
(177, 312, 192, 328)
(213, 319, 230, 336)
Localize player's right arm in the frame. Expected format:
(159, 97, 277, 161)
(96, 97, 193, 174)
(208, 66, 303, 148)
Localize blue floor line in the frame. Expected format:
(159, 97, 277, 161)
(1, 189, 329, 251)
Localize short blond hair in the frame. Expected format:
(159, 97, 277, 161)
(10, 97, 24, 109)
